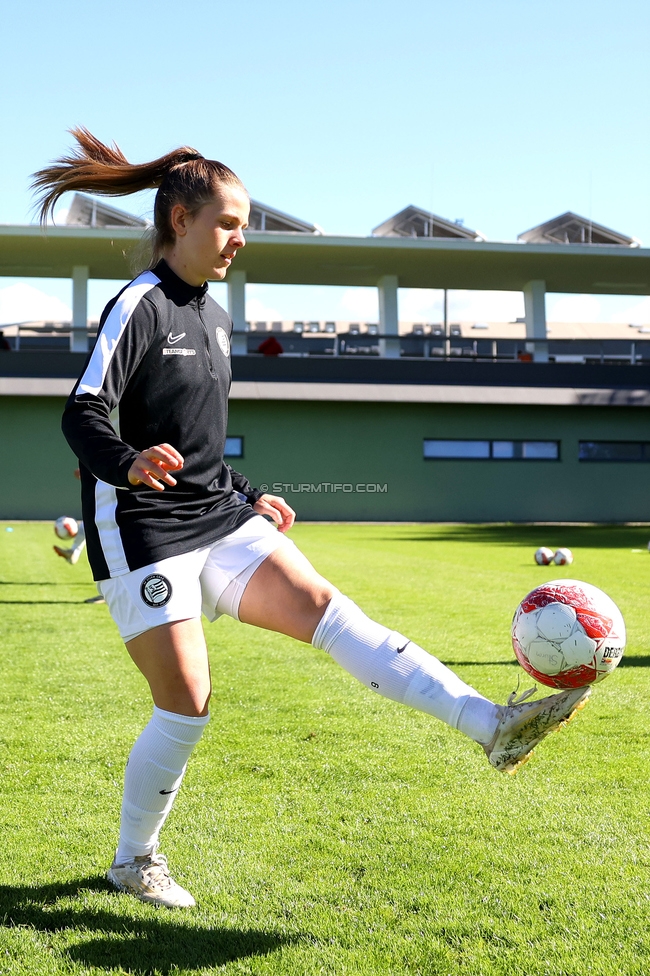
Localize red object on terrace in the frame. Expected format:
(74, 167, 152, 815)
(258, 336, 284, 357)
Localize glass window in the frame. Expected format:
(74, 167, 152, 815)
(579, 441, 650, 462)
(423, 439, 560, 460)
(224, 436, 243, 458)
(492, 440, 514, 459)
(523, 441, 559, 460)
(424, 440, 490, 459)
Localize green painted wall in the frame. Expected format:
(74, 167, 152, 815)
(0, 397, 80, 519)
(227, 399, 650, 523)
(2, 395, 649, 522)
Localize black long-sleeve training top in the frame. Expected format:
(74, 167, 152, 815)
(62, 259, 263, 581)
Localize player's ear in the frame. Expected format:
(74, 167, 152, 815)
(169, 204, 191, 238)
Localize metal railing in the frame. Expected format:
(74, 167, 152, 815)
(238, 332, 650, 364)
(2, 324, 649, 365)
(2, 323, 99, 352)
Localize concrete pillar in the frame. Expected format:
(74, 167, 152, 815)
(443, 288, 450, 358)
(228, 270, 247, 356)
(523, 279, 548, 362)
(71, 265, 89, 353)
(377, 274, 400, 359)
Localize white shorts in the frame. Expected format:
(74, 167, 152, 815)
(97, 516, 291, 643)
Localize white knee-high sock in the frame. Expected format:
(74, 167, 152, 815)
(312, 593, 500, 744)
(115, 706, 209, 863)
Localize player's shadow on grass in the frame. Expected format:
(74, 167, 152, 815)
(0, 581, 94, 603)
(0, 599, 91, 604)
(0, 876, 294, 973)
(0, 580, 90, 585)
(444, 657, 649, 668)
(386, 525, 649, 549)
(443, 659, 518, 667)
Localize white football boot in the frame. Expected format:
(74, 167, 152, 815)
(483, 685, 591, 774)
(107, 852, 196, 908)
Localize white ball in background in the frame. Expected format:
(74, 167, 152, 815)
(54, 516, 78, 540)
(553, 547, 574, 566)
(535, 547, 555, 565)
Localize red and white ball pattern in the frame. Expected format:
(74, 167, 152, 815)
(54, 516, 78, 540)
(553, 547, 574, 566)
(534, 547, 555, 565)
(512, 579, 625, 689)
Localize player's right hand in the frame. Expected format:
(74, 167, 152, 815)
(128, 443, 184, 491)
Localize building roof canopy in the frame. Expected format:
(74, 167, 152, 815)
(65, 193, 149, 229)
(247, 200, 321, 234)
(518, 211, 639, 247)
(372, 205, 482, 241)
(67, 192, 321, 236)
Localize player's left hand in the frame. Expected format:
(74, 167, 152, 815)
(253, 493, 295, 533)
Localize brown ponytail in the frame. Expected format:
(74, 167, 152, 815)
(32, 127, 247, 263)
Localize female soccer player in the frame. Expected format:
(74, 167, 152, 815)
(33, 129, 589, 908)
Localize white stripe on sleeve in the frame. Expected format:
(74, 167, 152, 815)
(78, 271, 160, 397)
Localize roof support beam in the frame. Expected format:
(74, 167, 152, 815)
(71, 265, 88, 353)
(378, 274, 400, 359)
(523, 279, 548, 363)
(228, 270, 247, 356)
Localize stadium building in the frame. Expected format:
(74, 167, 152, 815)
(1, 196, 649, 523)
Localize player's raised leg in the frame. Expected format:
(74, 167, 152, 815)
(53, 519, 86, 565)
(238, 546, 590, 774)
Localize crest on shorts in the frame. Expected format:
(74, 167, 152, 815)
(216, 327, 230, 357)
(140, 574, 172, 608)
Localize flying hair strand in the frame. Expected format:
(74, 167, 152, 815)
(32, 127, 247, 267)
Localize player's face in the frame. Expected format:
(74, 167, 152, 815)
(169, 186, 250, 284)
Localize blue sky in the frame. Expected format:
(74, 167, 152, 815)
(1, 0, 649, 324)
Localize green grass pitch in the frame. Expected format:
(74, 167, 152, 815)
(0, 521, 648, 975)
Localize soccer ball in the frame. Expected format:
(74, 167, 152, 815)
(54, 516, 78, 540)
(512, 579, 625, 689)
(553, 547, 574, 566)
(535, 547, 555, 565)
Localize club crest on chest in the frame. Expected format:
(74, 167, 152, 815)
(216, 327, 230, 357)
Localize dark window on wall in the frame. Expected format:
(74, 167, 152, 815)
(224, 436, 244, 458)
(579, 441, 650, 462)
(423, 439, 560, 460)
